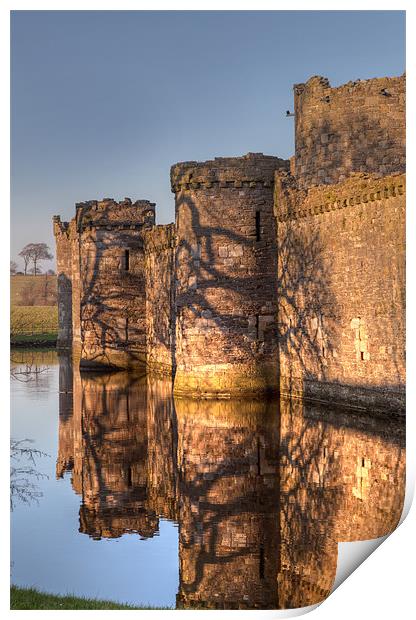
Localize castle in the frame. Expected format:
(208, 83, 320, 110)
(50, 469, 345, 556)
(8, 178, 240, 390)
(53, 73, 405, 412)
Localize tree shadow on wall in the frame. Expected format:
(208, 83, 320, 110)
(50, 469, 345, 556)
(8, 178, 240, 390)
(79, 231, 146, 368)
(174, 192, 278, 359)
(277, 218, 339, 388)
(172, 192, 336, 388)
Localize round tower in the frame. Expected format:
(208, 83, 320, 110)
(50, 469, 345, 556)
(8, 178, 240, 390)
(171, 153, 289, 396)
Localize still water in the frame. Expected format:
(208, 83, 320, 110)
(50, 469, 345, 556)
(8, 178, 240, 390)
(11, 350, 405, 610)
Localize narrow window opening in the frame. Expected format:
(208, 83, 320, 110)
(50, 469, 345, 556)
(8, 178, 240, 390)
(322, 345, 325, 358)
(259, 544, 265, 579)
(360, 351, 365, 361)
(127, 466, 133, 487)
(255, 211, 261, 242)
(126, 393, 130, 422)
(125, 317, 129, 342)
(362, 457, 365, 467)
(124, 249, 130, 271)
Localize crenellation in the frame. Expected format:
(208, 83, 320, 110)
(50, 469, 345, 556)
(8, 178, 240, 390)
(275, 171, 406, 222)
(171, 153, 289, 192)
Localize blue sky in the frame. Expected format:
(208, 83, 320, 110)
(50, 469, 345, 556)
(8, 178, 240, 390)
(11, 10, 405, 271)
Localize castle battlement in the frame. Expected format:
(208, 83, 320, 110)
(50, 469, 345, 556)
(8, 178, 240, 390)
(294, 73, 405, 97)
(52, 215, 71, 237)
(275, 171, 406, 222)
(171, 153, 289, 192)
(73, 197, 156, 231)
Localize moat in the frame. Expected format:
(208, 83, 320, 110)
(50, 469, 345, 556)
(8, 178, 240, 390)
(11, 350, 405, 610)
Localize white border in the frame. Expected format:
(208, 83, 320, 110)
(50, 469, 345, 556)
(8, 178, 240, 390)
(2, 3, 414, 619)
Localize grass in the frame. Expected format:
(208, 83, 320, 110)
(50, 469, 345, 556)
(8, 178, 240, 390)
(11, 332, 58, 345)
(10, 275, 58, 345)
(10, 306, 58, 344)
(10, 586, 172, 610)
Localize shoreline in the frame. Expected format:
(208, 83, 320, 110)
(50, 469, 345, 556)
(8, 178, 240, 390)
(10, 586, 171, 610)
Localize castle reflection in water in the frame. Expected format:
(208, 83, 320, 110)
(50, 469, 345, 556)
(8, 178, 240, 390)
(56, 352, 405, 610)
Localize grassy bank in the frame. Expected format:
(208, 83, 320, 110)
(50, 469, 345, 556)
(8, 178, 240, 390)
(10, 306, 58, 345)
(10, 586, 171, 610)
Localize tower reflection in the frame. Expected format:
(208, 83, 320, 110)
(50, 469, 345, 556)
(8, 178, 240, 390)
(56, 353, 405, 609)
(175, 398, 280, 609)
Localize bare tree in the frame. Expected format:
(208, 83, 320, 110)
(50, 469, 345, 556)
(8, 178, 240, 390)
(10, 439, 49, 510)
(30, 243, 53, 275)
(10, 260, 18, 275)
(18, 245, 33, 275)
(18, 243, 53, 276)
(28, 266, 43, 275)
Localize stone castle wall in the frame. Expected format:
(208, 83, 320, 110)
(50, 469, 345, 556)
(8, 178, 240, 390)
(144, 224, 177, 376)
(275, 172, 405, 412)
(53, 217, 73, 348)
(171, 153, 289, 397)
(70, 220, 82, 356)
(294, 74, 405, 188)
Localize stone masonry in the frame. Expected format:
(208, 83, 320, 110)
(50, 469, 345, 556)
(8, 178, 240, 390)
(171, 153, 289, 396)
(56, 198, 155, 370)
(294, 74, 405, 188)
(52, 217, 73, 349)
(275, 171, 405, 411)
(53, 72, 405, 412)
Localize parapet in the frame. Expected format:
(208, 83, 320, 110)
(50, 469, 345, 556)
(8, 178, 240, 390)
(52, 215, 70, 237)
(170, 153, 290, 192)
(294, 73, 405, 100)
(274, 170, 406, 222)
(74, 197, 156, 231)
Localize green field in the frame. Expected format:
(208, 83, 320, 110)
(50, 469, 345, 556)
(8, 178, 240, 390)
(11, 274, 57, 307)
(10, 306, 58, 344)
(10, 586, 170, 610)
(10, 275, 58, 344)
